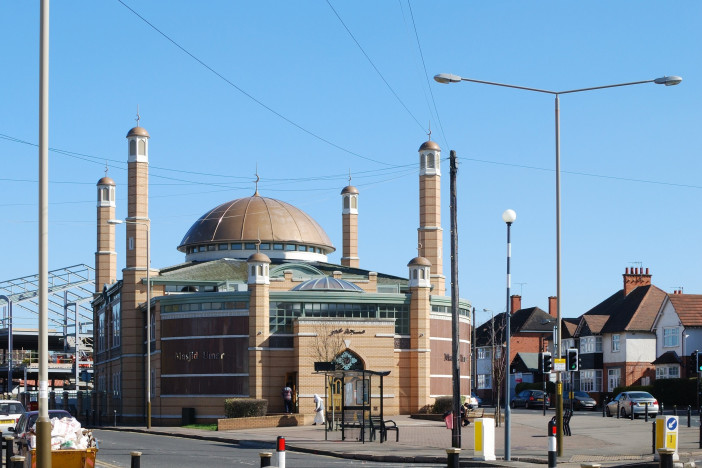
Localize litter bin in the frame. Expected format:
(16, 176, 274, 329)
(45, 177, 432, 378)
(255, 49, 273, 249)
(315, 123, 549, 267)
(182, 407, 196, 426)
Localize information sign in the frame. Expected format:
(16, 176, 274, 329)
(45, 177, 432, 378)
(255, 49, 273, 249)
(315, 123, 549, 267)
(553, 358, 566, 372)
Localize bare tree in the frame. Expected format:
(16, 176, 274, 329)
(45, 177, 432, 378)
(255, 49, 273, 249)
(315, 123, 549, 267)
(490, 316, 508, 427)
(312, 320, 346, 365)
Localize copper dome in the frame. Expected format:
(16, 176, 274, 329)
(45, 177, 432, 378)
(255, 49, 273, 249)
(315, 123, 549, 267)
(126, 126, 150, 138)
(340, 185, 359, 195)
(97, 176, 115, 186)
(418, 140, 440, 152)
(178, 195, 335, 254)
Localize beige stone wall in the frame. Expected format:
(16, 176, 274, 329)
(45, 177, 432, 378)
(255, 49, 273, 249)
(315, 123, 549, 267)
(95, 205, 116, 292)
(293, 319, 399, 416)
(341, 213, 359, 268)
(419, 174, 445, 295)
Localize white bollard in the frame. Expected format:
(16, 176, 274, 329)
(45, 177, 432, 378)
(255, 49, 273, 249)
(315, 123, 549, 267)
(473, 418, 496, 461)
(276, 436, 286, 468)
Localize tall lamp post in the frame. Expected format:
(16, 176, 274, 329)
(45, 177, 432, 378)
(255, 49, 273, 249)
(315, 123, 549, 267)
(109, 218, 152, 428)
(435, 72, 681, 455)
(502, 209, 516, 460)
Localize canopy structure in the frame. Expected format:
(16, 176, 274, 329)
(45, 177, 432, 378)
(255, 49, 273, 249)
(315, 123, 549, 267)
(314, 367, 390, 443)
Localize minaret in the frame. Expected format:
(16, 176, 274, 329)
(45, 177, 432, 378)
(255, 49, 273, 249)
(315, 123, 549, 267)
(340, 178, 359, 268)
(121, 117, 151, 423)
(95, 174, 116, 293)
(408, 255, 432, 411)
(418, 139, 445, 295)
(247, 251, 270, 400)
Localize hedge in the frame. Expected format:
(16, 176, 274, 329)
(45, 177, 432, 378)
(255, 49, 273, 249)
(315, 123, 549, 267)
(224, 398, 268, 418)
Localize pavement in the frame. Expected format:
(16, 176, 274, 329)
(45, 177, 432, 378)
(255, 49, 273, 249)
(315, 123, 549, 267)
(99, 409, 702, 467)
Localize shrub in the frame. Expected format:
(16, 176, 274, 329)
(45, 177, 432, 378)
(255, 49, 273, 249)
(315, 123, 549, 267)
(224, 398, 268, 418)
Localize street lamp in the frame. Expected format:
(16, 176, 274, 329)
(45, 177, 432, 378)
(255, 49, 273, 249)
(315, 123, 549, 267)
(502, 208, 516, 460)
(109, 218, 152, 429)
(435, 72, 681, 455)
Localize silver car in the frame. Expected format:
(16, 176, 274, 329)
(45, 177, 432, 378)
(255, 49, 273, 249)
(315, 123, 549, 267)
(606, 391, 659, 418)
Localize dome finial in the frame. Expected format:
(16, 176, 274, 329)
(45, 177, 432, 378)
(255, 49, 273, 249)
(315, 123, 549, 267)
(427, 122, 432, 141)
(135, 105, 140, 127)
(348, 169, 352, 185)
(104, 161, 109, 177)
(417, 242, 422, 255)
(256, 228, 261, 253)
(254, 166, 260, 196)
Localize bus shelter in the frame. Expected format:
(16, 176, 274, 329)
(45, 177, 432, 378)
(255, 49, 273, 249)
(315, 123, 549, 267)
(313, 367, 390, 443)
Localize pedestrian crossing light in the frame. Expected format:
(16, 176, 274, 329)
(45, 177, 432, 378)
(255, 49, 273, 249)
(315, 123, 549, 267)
(567, 348, 579, 372)
(542, 352, 552, 373)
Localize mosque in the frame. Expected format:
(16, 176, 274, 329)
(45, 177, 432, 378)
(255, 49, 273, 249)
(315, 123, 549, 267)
(92, 123, 472, 425)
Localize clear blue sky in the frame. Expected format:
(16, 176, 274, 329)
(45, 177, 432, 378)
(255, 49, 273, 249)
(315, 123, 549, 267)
(1, 1, 700, 325)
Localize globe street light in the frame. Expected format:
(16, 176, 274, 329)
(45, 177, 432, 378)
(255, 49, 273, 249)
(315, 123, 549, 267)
(502, 208, 516, 460)
(435, 72, 681, 456)
(109, 218, 152, 428)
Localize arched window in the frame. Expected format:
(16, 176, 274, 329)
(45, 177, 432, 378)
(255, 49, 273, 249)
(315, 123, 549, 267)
(343, 197, 350, 210)
(250, 266, 256, 276)
(138, 140, 146, 156)
(351, 197, 357, 209)
(427, 153, 435, 168)
(413, 270, 418, 280)
(420, 155, 426, 170)
(129, 140, 137, 157)
(420, 269, 425, 279)
(334, 350, 364, 371)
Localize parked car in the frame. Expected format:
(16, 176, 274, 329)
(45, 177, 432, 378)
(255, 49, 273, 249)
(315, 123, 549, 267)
(11, 409, 72, 447)
(511, 390, 550, 409)
(605, 391, 658, 418)
(565, 391, 597, 411)
(0, 400, 25, 436)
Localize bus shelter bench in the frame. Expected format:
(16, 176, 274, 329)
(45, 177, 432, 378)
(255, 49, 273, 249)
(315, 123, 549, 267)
(369, 416, 399, 443)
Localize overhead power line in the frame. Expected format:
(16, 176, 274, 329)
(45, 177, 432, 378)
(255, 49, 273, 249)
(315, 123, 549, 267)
(325, 0, 426, 133)
(116, 0, 394, 167)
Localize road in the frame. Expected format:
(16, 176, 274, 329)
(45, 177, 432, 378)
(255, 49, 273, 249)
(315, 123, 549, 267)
(91, 429, 441, 467)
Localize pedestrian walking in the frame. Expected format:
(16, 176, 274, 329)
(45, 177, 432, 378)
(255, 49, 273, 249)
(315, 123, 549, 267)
(282, 384, 293, 413)
(313, 394, 325, 426)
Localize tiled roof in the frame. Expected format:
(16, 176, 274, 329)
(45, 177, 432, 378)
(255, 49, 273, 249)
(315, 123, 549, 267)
(563, 318, 579, 338)
(579, 315, 609, 335)
(581, 284, 667, 334)
(651, 350, 681, 365)
(668, 294, 702, 327)
(601, 285, 667, 333)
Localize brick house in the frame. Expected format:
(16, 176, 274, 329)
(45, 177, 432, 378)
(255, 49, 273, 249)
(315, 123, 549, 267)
(474, 295, 555, 404)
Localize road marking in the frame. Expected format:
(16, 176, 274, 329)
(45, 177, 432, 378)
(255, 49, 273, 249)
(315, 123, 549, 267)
(96, 460, 123, 468)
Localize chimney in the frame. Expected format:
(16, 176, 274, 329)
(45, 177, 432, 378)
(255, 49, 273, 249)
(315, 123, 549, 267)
(548, 296, 558, 318)
(623, 267, 652, 296)
(510, 295, 521, 314)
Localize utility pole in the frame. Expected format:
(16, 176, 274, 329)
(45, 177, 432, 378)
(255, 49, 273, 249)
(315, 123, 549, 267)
(450, 150, 461, 448)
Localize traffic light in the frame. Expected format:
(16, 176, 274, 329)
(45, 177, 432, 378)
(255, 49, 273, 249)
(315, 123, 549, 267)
(542, 352, 552, 373)
(567, 348, 579, 372)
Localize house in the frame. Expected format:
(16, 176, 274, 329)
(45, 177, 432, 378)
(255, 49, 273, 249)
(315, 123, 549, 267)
(568, 268, 666, 399)
(474, 295, 555, 404)
(651, 292, 702, 380)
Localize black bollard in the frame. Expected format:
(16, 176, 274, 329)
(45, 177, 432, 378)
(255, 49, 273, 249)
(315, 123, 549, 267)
(547, 420, 557, 468)
(688, 406, 692, 427)
(10, 456, 24, 468)
(631, 403, 634, 420)
(4, 435, 13, 468)
(617, 401, 620, 419)
(130, 451, 142, 468)
(446, 448, 461, 468)
(699, 417, 702, 449)
(673, 405, 678, 416)
(114, 410, 117, 427)
(259, 452, 272, 467)
(645, 402, 649, 422)
(661, 403, 664, 415)
(658, 448, 674, 468)
(602, 399, 606, 418)
(652, 420, 656, 454)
